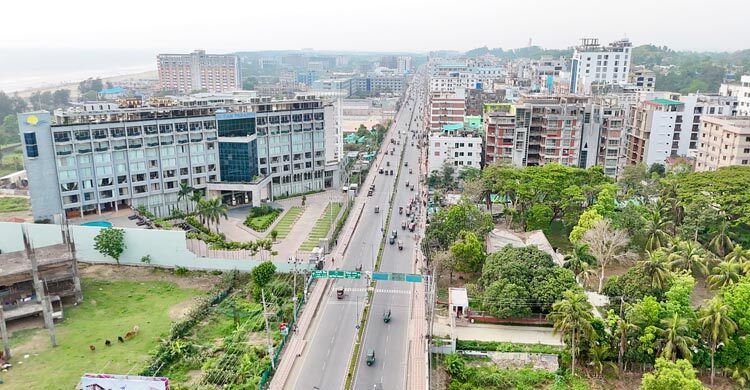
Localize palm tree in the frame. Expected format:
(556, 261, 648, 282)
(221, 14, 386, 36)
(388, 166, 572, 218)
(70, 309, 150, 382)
(708, 219, 734, 257)
(581, 219, 636, 293)
(637, 250, 672, 290)
(177, 183, 194, 212)
(668, 240, 709, 277)
(698, 298, 737, 385)
(643, 202, 673, 251)
(659, 179, 684, 232)
(724, 244, 750, 275)
(707, 261, 742, 290)
(563, 243, 597, 284)
(588, 343, 618, 378)
(548, 290, 595, 376)
(615, 316, 639, 372)
(198, 197, 228, 232)
(658, 314, 695, 362)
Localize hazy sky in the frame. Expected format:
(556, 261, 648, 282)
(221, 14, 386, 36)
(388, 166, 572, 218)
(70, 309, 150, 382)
(3, 0, 749, 53)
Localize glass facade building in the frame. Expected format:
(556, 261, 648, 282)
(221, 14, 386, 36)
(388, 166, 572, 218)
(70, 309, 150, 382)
(219, 141, 258, 182)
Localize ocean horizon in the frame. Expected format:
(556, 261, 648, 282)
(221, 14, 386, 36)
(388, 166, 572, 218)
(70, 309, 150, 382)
(0, 48, 158, 93)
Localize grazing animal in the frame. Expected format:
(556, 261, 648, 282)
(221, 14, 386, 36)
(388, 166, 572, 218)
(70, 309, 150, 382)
(89, 345, 96, 352)
(117, 336, 124, 343)
(124, 331, 136, 340)
(105, 340, 111, 347)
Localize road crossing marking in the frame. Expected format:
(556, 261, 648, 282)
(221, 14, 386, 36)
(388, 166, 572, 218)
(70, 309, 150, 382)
(342, 288, 411, 295)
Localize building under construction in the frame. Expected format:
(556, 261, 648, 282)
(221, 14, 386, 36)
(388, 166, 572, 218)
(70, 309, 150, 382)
(0, 226, 82, 357)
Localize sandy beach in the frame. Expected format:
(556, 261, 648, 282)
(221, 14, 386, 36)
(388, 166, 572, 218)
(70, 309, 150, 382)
(13, 70, 158, 99)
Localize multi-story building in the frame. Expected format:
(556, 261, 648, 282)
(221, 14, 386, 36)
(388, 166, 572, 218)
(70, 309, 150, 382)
(720, 75, 750, 115)
(588, 96, 627, 176)
(427, 124, 483, 175)
(465, 89, 506, 116)
(157, 50, 241, 94)
(429, 59, 504, 93)
(428, 89, 466, 132)
(570, 38, 632, 94)
(19, 95, 336, 221)
(630, 67, 656, 92)
(485, 95, 590, 167)
(351, 75, 405, 95)
(626, 98, 683, 166)
(397, 56, 413, 74)
(695, 116, 750, 171)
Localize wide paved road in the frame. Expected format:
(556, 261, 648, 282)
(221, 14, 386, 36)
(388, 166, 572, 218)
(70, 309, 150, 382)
(289, 77, 423, 390)
(352, 81, 426, 390)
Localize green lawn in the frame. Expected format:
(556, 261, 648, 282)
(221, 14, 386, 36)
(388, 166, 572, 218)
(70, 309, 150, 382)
(244, 209, 281, 232)
(0, 197, 30, 212)
(2, 278, 202, 389)
(273, 206, 303, 239)
(299, 203, 342, 252)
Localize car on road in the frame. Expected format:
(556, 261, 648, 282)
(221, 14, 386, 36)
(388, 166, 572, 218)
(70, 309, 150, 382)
(399, 206, 403, 214)
(409, 168, 412, 174)
(405, 161, 408, 167)
(389, 235, 395, 245)
(374, 206, 379, 213)
(336, 288, 344, 299)
(366, 348, 376, 366)
(378, 167, 383, 174)
(391, 230, 397, 239)
(398, 240, 403, 250)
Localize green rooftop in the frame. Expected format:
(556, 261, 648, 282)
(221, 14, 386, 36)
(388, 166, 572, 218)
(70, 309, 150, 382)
(650, 98, 683, 106)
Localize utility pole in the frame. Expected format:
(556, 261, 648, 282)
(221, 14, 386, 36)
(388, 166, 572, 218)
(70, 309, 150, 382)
(261, 288, 274, 369)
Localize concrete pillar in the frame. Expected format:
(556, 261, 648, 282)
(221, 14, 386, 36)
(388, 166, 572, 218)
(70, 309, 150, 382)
(0, 307, 11, 359)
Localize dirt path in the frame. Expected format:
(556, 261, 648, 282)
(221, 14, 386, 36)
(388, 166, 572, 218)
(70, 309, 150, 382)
(79, 263, 222, 291)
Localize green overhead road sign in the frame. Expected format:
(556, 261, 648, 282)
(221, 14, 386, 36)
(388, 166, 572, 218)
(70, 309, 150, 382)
(312, 270, 422, 282)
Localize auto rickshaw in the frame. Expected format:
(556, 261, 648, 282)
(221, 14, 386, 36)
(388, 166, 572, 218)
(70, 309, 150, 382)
(336, 288, 344, 299)
(399, 206, 403, 214)
(383, 309, 391, 323)
(401, 220, 407, 230)
(366, 348, 375, 366)
(374, 206, 379, 213)
(398, 240, 403, 250)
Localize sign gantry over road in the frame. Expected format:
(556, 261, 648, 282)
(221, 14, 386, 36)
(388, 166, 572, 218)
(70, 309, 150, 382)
(310, 270, 423, 283)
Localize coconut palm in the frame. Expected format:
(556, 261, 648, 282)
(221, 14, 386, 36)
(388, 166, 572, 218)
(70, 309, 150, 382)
(588, 343, 618, 378)
(708, 219, 734, 257)
(668, 240, 709, 277)
(563, 243, 597, 284)
(177, 183, 194, 212)
(581, 219, 636, 293)
(643, 202, 673, 251)
(637, 250, 672, 290)
(198, 197, 228, 232)
(707, 261, 742, 290)
(658, 314, 696, 362)
(548, 290, 595, 376)
(698, 297, 737, 385)
(724, 244, 750, 275)
(615, 316, 640, 372)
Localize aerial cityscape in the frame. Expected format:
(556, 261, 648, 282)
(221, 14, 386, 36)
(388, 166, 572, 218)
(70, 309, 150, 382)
(1, 1, 750, 389)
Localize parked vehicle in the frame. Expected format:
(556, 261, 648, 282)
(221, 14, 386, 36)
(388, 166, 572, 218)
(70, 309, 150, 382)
(390, 169, 394, 175)
(405, 161, 408, 167)
(405, 180, 409, 188)
(409, 222, 416, 232)
(378, 167, 383, 174)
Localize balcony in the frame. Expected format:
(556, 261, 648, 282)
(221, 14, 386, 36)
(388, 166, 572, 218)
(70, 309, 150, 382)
(177, 138, 189, 144)
(75, 134, 91, 141)
(128, 143, 142, 149)
(113, 145, 127, 150)
(161, 140, 174, 145)
(93, 132, 108, 140)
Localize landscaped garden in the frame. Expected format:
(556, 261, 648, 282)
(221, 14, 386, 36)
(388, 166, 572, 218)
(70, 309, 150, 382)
(298, 202, 342, 252)
(243, 205, 282, 232)
(1, 277, 203, 389)
(273, 206, 302, 240)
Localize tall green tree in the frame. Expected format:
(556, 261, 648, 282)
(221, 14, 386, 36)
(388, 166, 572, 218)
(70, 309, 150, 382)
(707, 261, 742, 290)
(708, 219, 734, 258)
(698, 297, 737, 385)
(251, 261, 277, 288)
(198, 197, 229, 232)
(449, 230, 485, 273)
(563, 243, 597, 284)
(548, 290, 595, 376)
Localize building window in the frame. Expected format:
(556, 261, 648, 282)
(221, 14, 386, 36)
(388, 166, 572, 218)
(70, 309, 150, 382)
(23, 132, 39, 157)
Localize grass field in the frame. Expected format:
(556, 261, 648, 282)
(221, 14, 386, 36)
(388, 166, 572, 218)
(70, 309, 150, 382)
(244, 209, 281, 232)
(1, 278, 202, 389)
(273, 206, 302, 239)
(298, 202, 342, 252)
(0, 197, 30, 212)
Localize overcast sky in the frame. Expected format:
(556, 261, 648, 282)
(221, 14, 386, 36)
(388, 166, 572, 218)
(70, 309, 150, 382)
(3, 0, 748, 53)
